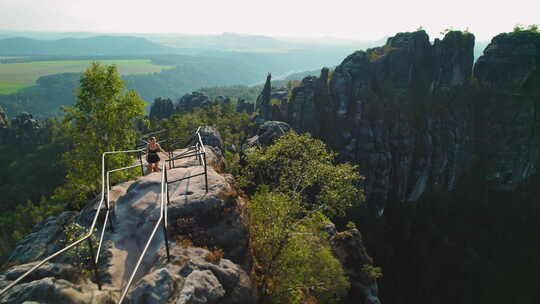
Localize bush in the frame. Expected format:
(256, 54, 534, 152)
(361, 264, 383, 280)
(61, 222, 98, 278)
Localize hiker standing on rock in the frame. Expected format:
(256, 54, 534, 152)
(146, 136, 166, 173)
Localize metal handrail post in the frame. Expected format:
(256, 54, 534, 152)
(105, 172, 114, 232)
(138, 151, 144, 176)
(203, 152, 208, 193)
(165, 167, 171, 207)
(86, 238, 102, 290)
(162, 220, 171, 263)
(162, 166, 170, 263)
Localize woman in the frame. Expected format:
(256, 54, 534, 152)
(146, 136, 166, 173)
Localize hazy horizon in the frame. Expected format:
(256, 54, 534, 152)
(1, 0, 538, 42)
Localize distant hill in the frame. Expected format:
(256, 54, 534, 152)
(0, 36, 180, 56)
(147, 32, 290, 52)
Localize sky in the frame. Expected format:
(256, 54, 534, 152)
(0, 0, 538, 41)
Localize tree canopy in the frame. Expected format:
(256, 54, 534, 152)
(53, 62, 145, 208)
(242, 132, 364, 303)
(239, 131, 364, 217)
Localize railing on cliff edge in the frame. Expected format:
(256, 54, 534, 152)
(0, 128, 209, 301)
(117, 127, 209, 304)
(0, 148, 146, 297)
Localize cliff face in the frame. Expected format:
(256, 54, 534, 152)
(257, 30, 540, 211)
(473, 31, 540, 186)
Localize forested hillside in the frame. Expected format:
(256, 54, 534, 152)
(0, 36, 178, 56)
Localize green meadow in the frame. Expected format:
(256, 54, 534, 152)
(0, 59, 174, 94)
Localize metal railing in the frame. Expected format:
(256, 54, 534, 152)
(117, 127, 209, 303)
(164, 127, 209, 192)
(117, 163, 170, 304)
(0, 148, 146, 297)
(1, 127, 210, 302)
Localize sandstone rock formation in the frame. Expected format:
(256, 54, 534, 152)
(0, 111, 42, 144)
(235, 99, 254, 114)
(0, 131, 254, 303)
(0, 106, 8, 129)
(0, 106, 9, 144)
(328, 226, 381, 304)
(255, 29, 540, 212)
(176, 92, 213, 114)
(245, 121, 291, 148)
(214, 96, 231, 105)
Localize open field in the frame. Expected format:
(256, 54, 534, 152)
(0, 59, 174, 94)
(0, 56, 27, 59)
(0, 83, 27, 94)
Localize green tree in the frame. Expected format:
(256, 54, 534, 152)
(243, 133, 364, 303)
(53, 62, 145, 208)
(249, 190, 349, 304)
(239, 131, 364, 217)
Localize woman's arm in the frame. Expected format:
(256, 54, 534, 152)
(158, 143, 166, 153)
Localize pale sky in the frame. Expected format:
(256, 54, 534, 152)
(0, 0, 538, 41)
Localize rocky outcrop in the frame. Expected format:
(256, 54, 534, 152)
(473, 31, 540, 186)
(176, 92, 213, 114)
(0, 131, 254, 303)
(255, 73, 272, 118)
(0, 106, 7, 129)
(214, 96, 231, 105)
(150, 97, 175, 121)
(0, 112, 42, 144)
(328, 226, 381, 304)
(197, 126, 224, 153)
(257, 30, 540, 213)
(235, 99, 254, 114)
(245, 121, 291, 148)
(0, 106, 9, 144)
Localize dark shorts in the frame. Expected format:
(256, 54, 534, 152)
(147, 153, 160, 163)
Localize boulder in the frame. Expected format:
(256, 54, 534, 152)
(197, 126, 224, 153)
(125, 268, 180, 304)
(0, 277, 113, 304)
(3, 262, 78, 284)
(176, 92, 213, 114)
(177, 270, 225, 304)
(246, 121, 291, 148)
